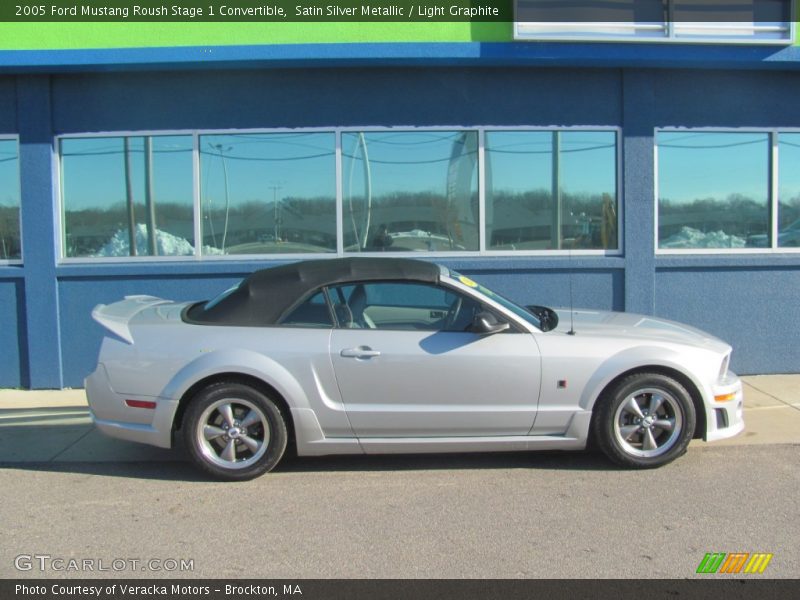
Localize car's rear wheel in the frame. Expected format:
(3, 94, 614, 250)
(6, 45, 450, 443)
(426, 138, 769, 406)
(593, 372, 696, 468)
(183, 382, 287, 481)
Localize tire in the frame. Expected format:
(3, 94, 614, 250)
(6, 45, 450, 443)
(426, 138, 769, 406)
(182, 382, 288, 481)
(593, 372, 696, 469)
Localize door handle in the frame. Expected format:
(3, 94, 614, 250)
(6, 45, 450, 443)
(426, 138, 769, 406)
(340, 346, 381, 359)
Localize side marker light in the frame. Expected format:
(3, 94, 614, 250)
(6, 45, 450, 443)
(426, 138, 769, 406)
(714, 393, 736, 403)
(125, 399, 157, 409)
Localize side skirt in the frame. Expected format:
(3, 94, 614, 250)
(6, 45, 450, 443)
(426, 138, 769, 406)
(294, 410, 592, 457)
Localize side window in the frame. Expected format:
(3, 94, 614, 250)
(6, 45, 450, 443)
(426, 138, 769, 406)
(329, 282, 483, 331)
(280, 291, 333, 328)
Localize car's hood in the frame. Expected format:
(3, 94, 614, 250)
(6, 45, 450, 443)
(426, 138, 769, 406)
(550, 308, 730, 353)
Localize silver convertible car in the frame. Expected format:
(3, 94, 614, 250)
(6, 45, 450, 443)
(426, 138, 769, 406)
(86, 258, 743, 480)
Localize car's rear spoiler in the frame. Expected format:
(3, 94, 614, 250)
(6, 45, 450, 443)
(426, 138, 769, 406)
(92, 295, 169, 344)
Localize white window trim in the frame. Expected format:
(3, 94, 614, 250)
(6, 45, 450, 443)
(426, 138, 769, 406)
(335, 130, 345, 256)
(771, 130, 780, 251)
(514, 1, 795, 45)
(515, 23, 794, 45)
(55, 126, 624, 263)
(478, 129, 488, 254)
(477, 125, 624, 257)
(0, 134, 22, 265)
(654, 127, 800, 255)
(191, 133, 202, 259)
(57, 130, 200, 263)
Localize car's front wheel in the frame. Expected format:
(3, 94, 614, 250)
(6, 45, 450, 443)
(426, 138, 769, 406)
(593, 372, 696, 468)
(183, 382, 288, 481)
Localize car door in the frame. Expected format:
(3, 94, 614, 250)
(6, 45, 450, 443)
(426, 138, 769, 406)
(328, 281, 541, 438)
(273, 290, 355, 438)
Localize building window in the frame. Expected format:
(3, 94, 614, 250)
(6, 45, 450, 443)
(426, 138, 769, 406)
(60, 135, 194, 258)
(778, 133, 800, 248)
(199, 133, 336, 255)
(57, 128, 620, 260)
(657, 131, 770, 250)
(0, 137, 21, 261)
(514, 0, 793, 44)
(485, 130, 618, 251)
(342, 131, 479, 253)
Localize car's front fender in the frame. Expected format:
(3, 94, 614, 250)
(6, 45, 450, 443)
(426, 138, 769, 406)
(578, 345, 714, 413)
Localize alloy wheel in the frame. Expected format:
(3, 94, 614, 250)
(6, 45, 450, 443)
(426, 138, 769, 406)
(612, 387, 683, 458)
(195, 398, 270, 469)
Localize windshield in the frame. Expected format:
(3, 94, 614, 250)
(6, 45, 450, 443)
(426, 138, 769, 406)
(446, 270, 541, 330)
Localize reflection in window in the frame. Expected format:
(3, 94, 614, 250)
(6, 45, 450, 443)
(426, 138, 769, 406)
(58, 128, 630, 260)
(485, 131, 617, 251)
(778, 134, 800, 249)
(61, 136, 194, 257)
(0, 138, 20, 260)
(672, 0, 791, 41)
(514, 0, 792, 43)
(342, 131, 479, 253)
(658, 132, 769, 249)
(200, 133, 336, 255)
(515, 0, 668, 40)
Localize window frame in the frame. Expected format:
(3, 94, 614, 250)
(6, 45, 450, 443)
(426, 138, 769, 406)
(482, 128, 621, 254)
(0, 134, 22, 265)
(324, 279, 515, 333)
(513, 0, 795, 45)
(654, 127, 800, 254)
(275, 288, 336, 329)
(55, 126, 623, 263)
(56, 129, 199, 263)
(340, 128, 482, 255)
(198, 130, 339, 257)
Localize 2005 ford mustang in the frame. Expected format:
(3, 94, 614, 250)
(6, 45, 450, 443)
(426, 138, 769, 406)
(86, 257, 743, 480)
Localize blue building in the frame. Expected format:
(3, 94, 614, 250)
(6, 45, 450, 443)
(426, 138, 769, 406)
(1, 3, 799, 388)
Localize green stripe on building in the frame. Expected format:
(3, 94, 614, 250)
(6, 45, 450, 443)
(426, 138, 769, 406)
(0, 22, 512, 50)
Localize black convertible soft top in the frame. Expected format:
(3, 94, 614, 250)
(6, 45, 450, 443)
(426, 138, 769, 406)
(184, 257, 442, 326)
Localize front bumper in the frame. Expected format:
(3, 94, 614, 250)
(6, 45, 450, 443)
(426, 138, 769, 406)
(85, 364, 177, 449)
(704, 371, 745, 442)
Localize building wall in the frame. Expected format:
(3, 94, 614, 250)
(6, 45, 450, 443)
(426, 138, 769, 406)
(0, 279, 24, 387)
(655, 265, 800, 374)
(649, 69, 800, 376)
(50, 67, 622, 131)
(1, 66, 799, 387)
(0, 77, 22, 386)
(0, 77, 15, 129)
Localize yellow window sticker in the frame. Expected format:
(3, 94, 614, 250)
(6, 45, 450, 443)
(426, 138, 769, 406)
(459, 275, 478, 288)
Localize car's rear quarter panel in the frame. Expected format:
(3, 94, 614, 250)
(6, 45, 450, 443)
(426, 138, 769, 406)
(98, 316, 354, 439)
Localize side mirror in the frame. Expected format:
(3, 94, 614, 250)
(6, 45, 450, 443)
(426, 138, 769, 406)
(471, 311, 510, 335)
(526, 305, 559, 332)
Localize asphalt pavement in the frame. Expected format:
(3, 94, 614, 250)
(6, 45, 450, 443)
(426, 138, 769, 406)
(0, 375, 798, 579)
